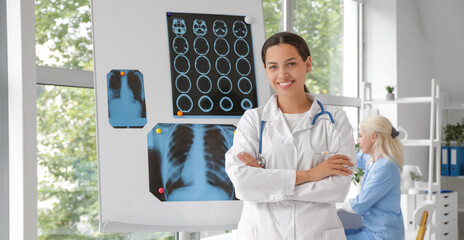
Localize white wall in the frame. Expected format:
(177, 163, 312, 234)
(396, 0, 464, 179)
(419, 0, 464, 103)
(366, 0, 464, 235)
(417, 1, 464, 234)
(421, 0, 464, 127)
(397, 0, 432, 176)
(363, 0, 398, 124)
(365, 0, 464, 177)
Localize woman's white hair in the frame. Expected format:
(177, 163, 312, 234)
(360, 115, 403, 170)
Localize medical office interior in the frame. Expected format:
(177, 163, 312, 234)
(1, 0, 464, 239)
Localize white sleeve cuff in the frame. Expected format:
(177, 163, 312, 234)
(284, 169, 296, 196)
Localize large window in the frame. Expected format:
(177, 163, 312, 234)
(35, 0, 177, 238)
(37, 85, 175, 239)
(292, 0, 360, 136)
(263, 0, 283, 38)
(35, 0, 93, 71)
(294, 0, 359, 97)
(262, 0, 360, 139)
(295, 0, 344, 95)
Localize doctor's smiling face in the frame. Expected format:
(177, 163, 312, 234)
(264, 43, 311, 97)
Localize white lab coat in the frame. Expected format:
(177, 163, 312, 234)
(225, 93, 356, 240)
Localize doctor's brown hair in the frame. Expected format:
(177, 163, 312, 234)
(261, 32, 311, 92)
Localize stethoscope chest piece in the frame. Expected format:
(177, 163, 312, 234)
(256, 154, 266, 168)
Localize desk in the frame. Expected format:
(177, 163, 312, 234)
(337, 209, 362, 229)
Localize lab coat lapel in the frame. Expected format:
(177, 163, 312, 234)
(271, 113, 294, 144)
(261, 94, 294, 143)
(292, 93, 319, 133)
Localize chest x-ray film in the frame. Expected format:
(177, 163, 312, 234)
(167, 12, 258, 117)
(148, 123, 236, 201)
(107, 69, 147, 128)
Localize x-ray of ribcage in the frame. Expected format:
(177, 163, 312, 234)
(147, 123, 237, 201)
(107, 69, 147, 128)
(166, 12, 258, 117)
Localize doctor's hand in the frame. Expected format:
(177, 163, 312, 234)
(296, 154, 353, 185)
(237, 152, 263, 168)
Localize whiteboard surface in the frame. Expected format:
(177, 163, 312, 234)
(92, 0, 270, 232)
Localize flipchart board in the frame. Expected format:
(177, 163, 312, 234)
(91, 0, 270, 232)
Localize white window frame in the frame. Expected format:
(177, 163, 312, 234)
(5, 0, 38, 239)
(36, 67, 94, 88)
(1, 0, 9, 239)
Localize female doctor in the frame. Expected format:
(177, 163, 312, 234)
(225, 32, 357, 240)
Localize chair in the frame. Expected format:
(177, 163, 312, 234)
(414, 200, 435, 240)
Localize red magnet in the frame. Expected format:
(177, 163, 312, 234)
(177, 111, 183, 117)
(158, 188, 164, 194)
(120, 71, 125, 76)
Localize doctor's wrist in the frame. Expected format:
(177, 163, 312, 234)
(295, 170, 315, 185)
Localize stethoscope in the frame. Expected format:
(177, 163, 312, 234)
(256, 100, 341, 168)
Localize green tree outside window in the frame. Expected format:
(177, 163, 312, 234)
(294, 0, 343, 95)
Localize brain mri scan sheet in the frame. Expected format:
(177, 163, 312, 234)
(167, 12, 258, 117)
(148, 123, 237, 201)
(107, 69, 147, 128)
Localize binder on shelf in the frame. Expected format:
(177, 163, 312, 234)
(450, 147, 464, 176)
(441, 146, 450, 176)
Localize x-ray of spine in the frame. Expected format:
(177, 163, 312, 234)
(107, 69, 147, 128)
(147, 123, 236, 201)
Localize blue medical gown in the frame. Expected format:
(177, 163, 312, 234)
(346, 153, 404, 240)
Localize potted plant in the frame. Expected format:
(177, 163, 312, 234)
(385, 85, 395, 100)
(410, 171, 426, 188)
(352, 144, 365, 190)
(402, 165, 422, 188)
(442, 119, 464, 176)
(443, 124, 455, 146)
(353, 168, 365, 187)
(443, 121, 464, 146)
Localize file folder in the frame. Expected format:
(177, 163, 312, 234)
(441, 146, 450, 176)
(450, 147, 464, 176)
